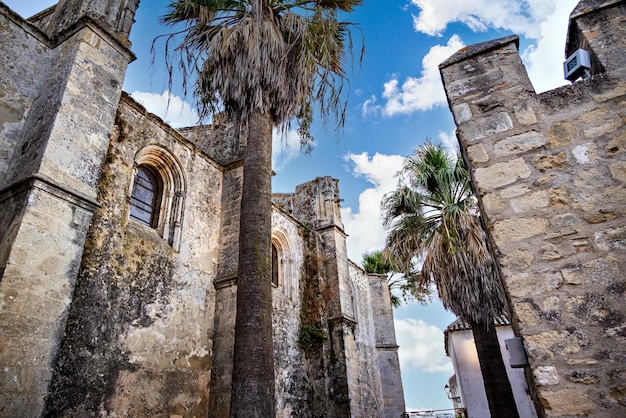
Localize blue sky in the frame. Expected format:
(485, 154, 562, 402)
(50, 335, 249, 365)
(6, 0, 580, 412)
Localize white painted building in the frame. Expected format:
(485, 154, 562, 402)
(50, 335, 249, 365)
(445, 317, 538, 418)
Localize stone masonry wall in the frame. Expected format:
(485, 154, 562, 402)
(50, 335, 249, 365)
(1, 3, 136, 416)
(439, 3, 626, 416)
(348, 264, 386, 416)
(365, 268, 406, 417)
(44, 97, 222, 417)
(179, 115, 245, 167)
(2, 3, 405, 417)
(207, 166, 242, 417)
(0, 4, 50, 188)
(271, 209, 309, 416)
(6, 14, 133, 200)
(0, 183, 96, 417)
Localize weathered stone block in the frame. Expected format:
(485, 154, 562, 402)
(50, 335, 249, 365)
(507, 272, 563, 298)
(595, 227, 626, 251)
(492, 217, 548, 244)
(501, 248, 534, 269)
(452, 102, 472, 123)
(510, 190, 549, 213)
(494, 131, 547, 157)
(500, 184, 530, 199)
(549, 187, 570, 206)
(526, 329, 588, 359)
(605, 130, 626, 155)
(572, 143, 598, 164)
(515, 301, 541, 326)
(580, 108, 621, 138)
(540, 243, 565, 261)
(472, 111, 513, 141)
(540, 389, 596, 416)
(514, 101, 537, 125)
(608, 160, 626, 182)
(534, 366, 559, 386)
(482, 193, 504, 214)
(562, 268, 585, 285)
(474, 158, 531, 190)
(548, 121, 578, 148)
(466, 143, 489, 163)
(533, 151, 568, 172)
(542, 296, 561, 312)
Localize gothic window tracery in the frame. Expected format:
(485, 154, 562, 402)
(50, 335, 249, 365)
(130, 165, 162, 227)
(271, 243, 280, 287)
(129, 145, 186, 250)
(271, 228, 298, 301)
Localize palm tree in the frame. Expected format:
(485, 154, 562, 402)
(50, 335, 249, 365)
(160, 1, 361, 416)
(382, 142, 520, 418)
(361, 250, 430, 307)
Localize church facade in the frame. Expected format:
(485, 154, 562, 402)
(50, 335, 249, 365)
(0, 1, 404, 417)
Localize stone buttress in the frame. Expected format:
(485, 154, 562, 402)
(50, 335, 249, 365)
(0, 0, 138, 416)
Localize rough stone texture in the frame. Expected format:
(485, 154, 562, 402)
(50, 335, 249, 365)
(0, 6, 49, 189)
(272, 177, 405, 417)
(179, 115, 245, 167)
(43, 97, 221, 417)
(0, 1, 136, 415)
(366, 270, 405, 417)
(440, 2, 626, 416)
(0, 2, 405, 417)
(0, 185, 95, 418)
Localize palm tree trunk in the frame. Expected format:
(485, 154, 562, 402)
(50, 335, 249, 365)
(471, 320, 520, 418)
(230, 110, 276, 417)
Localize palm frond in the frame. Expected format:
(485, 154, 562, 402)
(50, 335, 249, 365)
(382, 142, 507, 324)
(158, 0, 363, 145)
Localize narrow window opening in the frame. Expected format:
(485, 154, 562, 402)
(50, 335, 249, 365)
(271, 243, 279, 287)
(130, 166, 161, 227)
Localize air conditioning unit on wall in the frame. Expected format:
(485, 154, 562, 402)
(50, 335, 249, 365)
(564, 49, 591, 81)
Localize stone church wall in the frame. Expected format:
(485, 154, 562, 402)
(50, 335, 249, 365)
(439, 1, 626, 416)
(366, 268, 406, 417)
(270, 208, 308, 416)
(0, 2, 405, 417)
(348, 263, 386, 415)
(44, 95, 223, 416)
(1, 2, 136, 414)
(0, 4, 50, 188)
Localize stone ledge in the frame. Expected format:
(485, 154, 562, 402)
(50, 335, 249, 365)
(439, 35, 519, 69)
(0, 174, 100, 212)
(570, 0, 623, 20)
(213, 275, 237, 289)
(375, 344, 399, 351)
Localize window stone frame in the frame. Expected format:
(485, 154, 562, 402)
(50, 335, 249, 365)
(129, 145, 186, 250)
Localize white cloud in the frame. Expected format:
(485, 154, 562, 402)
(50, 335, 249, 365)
(410, 0, 555, 39)
(438, 130, 458, 156)
(381, 35, 465, 116)
(130, 91, 199, 128)
(272, 128, 312, 172)
(361, 95, 381, 118)
(395, 318, 453, 373)
(409, 0, 580, 93)
(522, 0, 580, 93)
(341, 152, 405, 263)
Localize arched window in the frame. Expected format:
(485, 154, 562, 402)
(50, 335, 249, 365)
(271, 243, 279, 287)
(130, 166, 162, 227)
(271, 228, 297, 299)
(129, 145, 186, 250)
